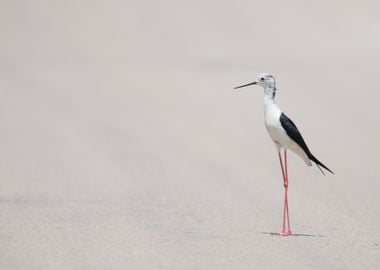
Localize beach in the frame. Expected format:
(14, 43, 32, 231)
(0, 1, 379, 269)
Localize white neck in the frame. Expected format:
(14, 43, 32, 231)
(264, 86, 276, 105)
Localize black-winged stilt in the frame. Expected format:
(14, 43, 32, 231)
(234, 73, 333, 236)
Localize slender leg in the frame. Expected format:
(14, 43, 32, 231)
(284, 150, 291, 235)
(278, 149, 291, 236)
(278, 151, 287, 234)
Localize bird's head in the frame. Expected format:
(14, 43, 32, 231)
(234, 73, 276, 90)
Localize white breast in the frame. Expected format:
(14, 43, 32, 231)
(264, 102, 312, 165)
(264, 103, 292, 148)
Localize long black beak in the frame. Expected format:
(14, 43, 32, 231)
(234, 81, 257, 89)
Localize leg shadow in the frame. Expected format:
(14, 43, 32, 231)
(260, 231, 326, 237)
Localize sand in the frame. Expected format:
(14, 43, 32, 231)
(0, 1, 379, 269)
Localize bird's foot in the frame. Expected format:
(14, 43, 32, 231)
(280, 230, 292, 236)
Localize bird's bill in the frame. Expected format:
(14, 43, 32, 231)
(234, 81, 257, 89)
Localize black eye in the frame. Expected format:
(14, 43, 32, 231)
(260, 77, 265, 81)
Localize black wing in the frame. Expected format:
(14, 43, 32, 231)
(280, 113, 334, 174)
(280, 113, 312, 156)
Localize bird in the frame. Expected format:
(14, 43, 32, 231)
(234, 73, 333, 236)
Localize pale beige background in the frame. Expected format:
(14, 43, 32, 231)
(0, 1, 379, 269)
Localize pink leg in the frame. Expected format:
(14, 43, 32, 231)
(278, 150, 291, 236)
(284, 150, 291, 234)
(278, 151, 287, 234)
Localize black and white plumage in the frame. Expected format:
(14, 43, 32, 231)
(235, 73, 333, 175)
(279, 113, 333, 174)
(234, 73, 333, 236)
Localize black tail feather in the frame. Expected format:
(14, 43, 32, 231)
(309, 154, 334, 175)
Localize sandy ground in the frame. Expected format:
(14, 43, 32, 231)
(0, 1, 379, 269)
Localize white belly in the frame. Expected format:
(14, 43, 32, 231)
(264, 103, 311, 166)
(264, 104, 291, 147)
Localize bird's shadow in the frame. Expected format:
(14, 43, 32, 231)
(259, 232, 326, 238)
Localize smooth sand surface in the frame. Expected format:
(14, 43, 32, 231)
(0, 1, 379, 269)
